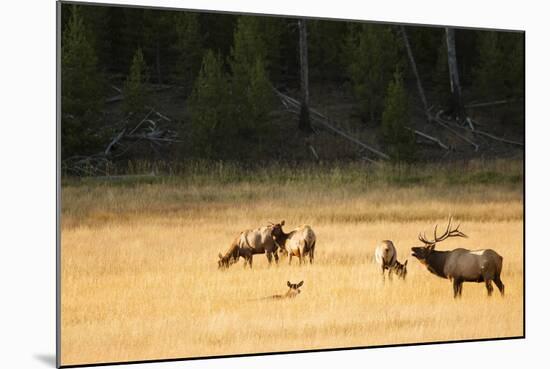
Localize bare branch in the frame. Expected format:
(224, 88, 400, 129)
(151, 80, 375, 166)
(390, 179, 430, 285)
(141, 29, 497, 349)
(406, 127, 449, 150)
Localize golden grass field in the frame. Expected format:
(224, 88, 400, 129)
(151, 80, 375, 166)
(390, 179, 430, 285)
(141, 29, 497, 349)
(60, 163, 524, 366)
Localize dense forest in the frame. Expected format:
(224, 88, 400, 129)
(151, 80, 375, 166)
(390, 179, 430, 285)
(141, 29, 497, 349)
(60, 3, 524, 175)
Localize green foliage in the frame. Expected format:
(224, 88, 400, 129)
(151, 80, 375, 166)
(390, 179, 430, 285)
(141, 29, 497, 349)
(227, 16, 275, 156)
(188, 17, 275, 160)
(174, 12, 203, 93)
(123, 47, 149, 114)
(188, 50, 231, 158)
(230, 16, 269, 89)
(308, 19, 347, 81)
(381, 70, 415, 162)
(247, 58, 274, 125)
(474, 31, 524, 100)
(345, 24, 402, 124)
(473, 32, 525, 126)
(61, 5, 104, 158)
(142, 9, 176, 84)
(473, 32, 506, 99)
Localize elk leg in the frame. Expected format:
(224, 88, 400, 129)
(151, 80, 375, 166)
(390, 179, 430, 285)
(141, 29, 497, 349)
(288, 254, 293, 266)
(309, 241, 315, 264)
(273, 250, 279, 265)
(265, 250, 273, 266)
(494, 277, 505, 296)
(248, 256, 253, 268)
(388, 266, 393, 281)
(381, 265, 386, 283)
(485, 279, 494, 296)
(453, 279, 463, 298)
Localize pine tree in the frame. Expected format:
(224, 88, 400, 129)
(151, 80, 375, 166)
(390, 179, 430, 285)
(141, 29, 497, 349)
(227, 16, 274, 151)
(123, 47, 149, 114)
(229, 16, 269, 98)
(61, 5, 104, 158)
(474, 31, 524, 100)
(188, 50, 231, 158)
(308, 19, 348, 81)
(346, 24, 402, 124)
(381, 70, 415, 162)
(174, 12, 203, 94)
(473, 31, 505, 100)
(247, 58, 274, 126)
(473, 31, 524, 126)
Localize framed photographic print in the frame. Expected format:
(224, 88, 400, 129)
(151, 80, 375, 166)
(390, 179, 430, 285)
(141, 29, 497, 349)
(57, 0, 524, 367)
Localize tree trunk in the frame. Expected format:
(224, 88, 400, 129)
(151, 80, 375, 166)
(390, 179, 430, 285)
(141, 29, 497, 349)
(400, 26, 430, 121)
(298, 19, 313, 133)
(445, 28, 466, 122)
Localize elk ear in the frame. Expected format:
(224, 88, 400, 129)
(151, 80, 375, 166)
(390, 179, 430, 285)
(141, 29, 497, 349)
(297, 281, 304, 288)
(287, 281, 291, 287)
(281, 220, 285, 226)
(428, 244, 436, 251)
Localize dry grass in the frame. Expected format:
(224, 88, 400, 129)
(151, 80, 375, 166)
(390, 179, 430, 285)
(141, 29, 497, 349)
(60, 173, 523, 366)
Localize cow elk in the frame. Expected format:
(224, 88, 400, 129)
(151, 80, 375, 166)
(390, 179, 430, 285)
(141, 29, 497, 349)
(375, 240, 408, 281)
(218, 225, 280, 269)
(271, 221, 316, 265)
(411, 217, 505, 298)
(270, 281, 304, 299)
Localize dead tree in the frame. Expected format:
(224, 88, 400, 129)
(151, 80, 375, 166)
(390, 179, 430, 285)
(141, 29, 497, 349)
(445, 28, 467, 124)
(298, 19, 313, 133)
(400, 26, 430, 122)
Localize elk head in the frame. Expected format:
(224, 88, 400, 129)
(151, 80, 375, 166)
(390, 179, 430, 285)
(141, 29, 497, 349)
(393, 260, 408, 279)
(269, 220, 287, 252)
(269, 220, 285, 238)
(287, 280, 304, 293)
(411, 217, 467, 263)
(218, 252, 238, 269)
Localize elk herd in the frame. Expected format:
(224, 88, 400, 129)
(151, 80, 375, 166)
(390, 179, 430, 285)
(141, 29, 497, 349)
(218, 217, 505, 299)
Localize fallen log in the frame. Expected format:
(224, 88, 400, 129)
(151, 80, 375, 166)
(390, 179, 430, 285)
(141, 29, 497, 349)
(435, 111, 479, 151)
(465, 99, 521, 109)
(405, 127, 449, 150)
(274, 88, 390, 160)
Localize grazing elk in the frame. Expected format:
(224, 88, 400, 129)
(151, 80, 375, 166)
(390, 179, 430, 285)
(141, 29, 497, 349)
(218, 225, 279, 269)
(374, 240, 408, 281)
(411, 217, 505, 298)
(271, 221, 316, 265)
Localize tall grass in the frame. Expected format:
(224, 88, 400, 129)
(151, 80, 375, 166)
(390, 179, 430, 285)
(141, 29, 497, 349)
(63, 158, 523, 187)
(60, 159, 524, 365)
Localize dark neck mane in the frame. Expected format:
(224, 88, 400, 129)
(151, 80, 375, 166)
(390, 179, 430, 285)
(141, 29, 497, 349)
(425, 250, 450, 279)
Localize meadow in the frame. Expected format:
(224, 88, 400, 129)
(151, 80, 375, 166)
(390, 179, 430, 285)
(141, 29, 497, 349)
(60, 160, 524, 366)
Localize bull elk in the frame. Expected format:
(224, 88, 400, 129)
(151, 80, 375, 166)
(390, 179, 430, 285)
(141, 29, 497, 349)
(411, 217, 505, 298)
(374, 240, 408, 281)
(270, 221, 316, 265)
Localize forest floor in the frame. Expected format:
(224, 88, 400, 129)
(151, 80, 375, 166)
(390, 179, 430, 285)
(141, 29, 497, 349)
(99, 80, 525, 165)
(60, 159, 523, 365)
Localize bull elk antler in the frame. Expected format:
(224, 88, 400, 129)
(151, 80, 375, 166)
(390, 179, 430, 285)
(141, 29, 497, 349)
(418, 216, 467, 246)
